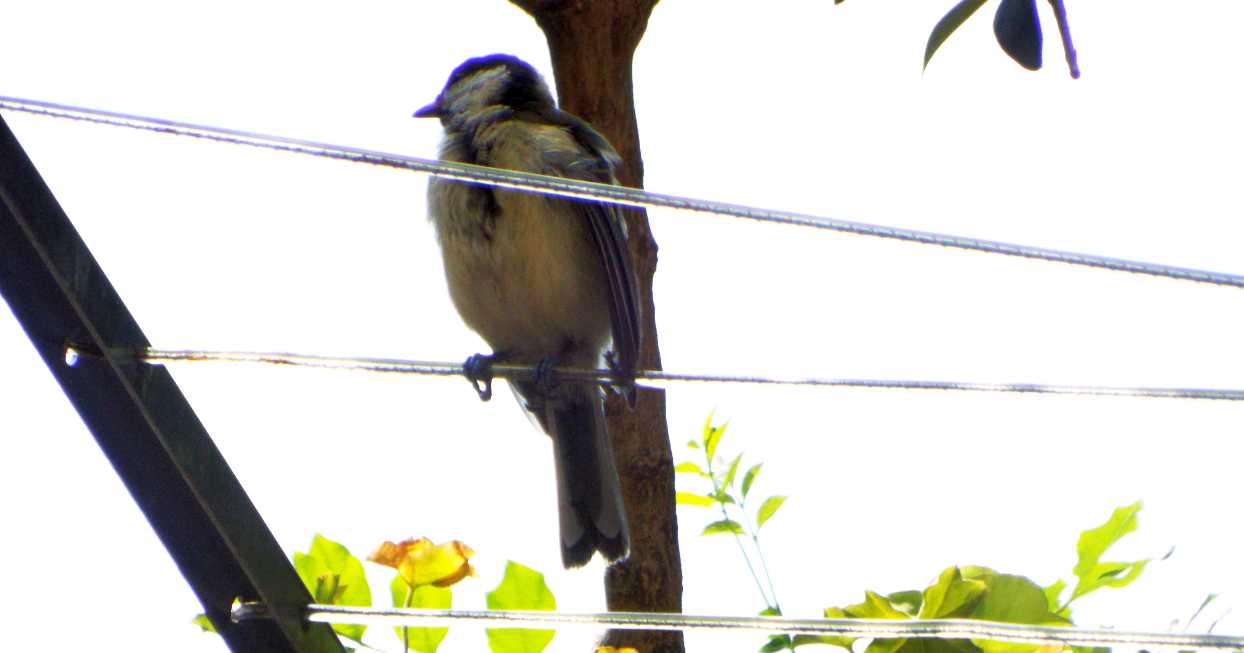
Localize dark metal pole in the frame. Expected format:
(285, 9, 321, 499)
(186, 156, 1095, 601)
(0, 113, 343, 653)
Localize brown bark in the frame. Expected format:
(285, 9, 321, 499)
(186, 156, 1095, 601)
(509, 2, 684, 652)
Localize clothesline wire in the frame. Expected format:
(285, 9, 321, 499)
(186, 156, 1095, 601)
(228, 602, 1244, 649)
(93, 346, 1244, 402)
(11, 97, 1240, 650)
(3, 94, 1244, 290)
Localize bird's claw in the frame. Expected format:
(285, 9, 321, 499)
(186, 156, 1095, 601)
(533, 357, 557, 396)
(463, 353, 495, 401)
(605, 350, 638, 406)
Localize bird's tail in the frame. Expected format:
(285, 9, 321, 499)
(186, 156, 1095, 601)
(546, 384, 629, 568)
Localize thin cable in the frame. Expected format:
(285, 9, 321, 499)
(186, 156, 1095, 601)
(100, 346, 1244, 402)
(230, 602, 1244, 649)
(4, 95, 1244, 290)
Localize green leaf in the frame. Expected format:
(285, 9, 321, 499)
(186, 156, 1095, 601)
(702, 519, 745, 536)
(1074, 502, 1141, 577)
(486, 561, 556, 653)
(191, 614, 217, 633)
(675, 461, 706, 476)
(703, 416, 728, 461)
(761, 635, 793, 652)
(742, 463, 763, 499)
(959, 567, 1069, 653)
(687, 439, 700, 449)
(965, 567, 1065, 624)
(1042, 579, 1067, 616)
(842, 592, 912, 653)
(793, 634, 850, 649)
(1073, 560, 1151, 602)
(293, 552, 330, 601)
(887, 590, 924, 617)
(391, 576, 452, 653)
(676, 491, 714, 508)
(866, 639, 905, 653)
(711, 490, 738, 505)
(1070, 502, 1151, 602)
(723, 453, 744, 489)
(799, 607, 855, 649)
(757, 495, 788, 529)
(891, 638, 982, 653)
(843, 591, 912, 620)
(919, 567, 986, 619)
(294, 534, 371, 641)
(924, 0, 990, 70)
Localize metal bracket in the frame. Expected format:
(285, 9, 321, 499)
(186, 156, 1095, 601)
(0, 113, 343, 653)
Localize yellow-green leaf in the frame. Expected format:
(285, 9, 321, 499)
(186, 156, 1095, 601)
(1043, 579, 1067, 616)
(391, 576, 451, 653)
(486, 561, 556, 653)
(722, 453, 743, 489)
(191, 614, 217, 633)
(756, 495, 787, 529)
(741, 463, 762, 498)
(294, 534, 371, 641)
(676, 491, 714, 508)
(842, 591, 911, 653)
(761, 635, 793, 652)
(674, 462, 705, 476)
(887, 590, 923, 617)
(800, 607, 855, 649)
(703, 415, 728, 461)
(961, 567, 1069, 653)
(702, 519, 745, 536)
(920, 567, 986, 619)
(1074, 502, 1141, 578)
(1071, 502, 1150, 602)
(844, 591, 911, 620)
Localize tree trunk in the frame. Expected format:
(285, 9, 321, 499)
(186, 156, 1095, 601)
(509, 2, 684, 652)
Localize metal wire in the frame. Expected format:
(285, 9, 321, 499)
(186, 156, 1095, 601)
(108, 346, 1244, 402)
(229, 602, 1244, 649)
(4, 94, 1244, 290)
(14, 96, 1240, 652)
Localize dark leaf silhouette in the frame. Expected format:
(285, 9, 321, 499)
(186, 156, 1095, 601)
(924, 0, 990, 70)
(994, 0, 1043, 70)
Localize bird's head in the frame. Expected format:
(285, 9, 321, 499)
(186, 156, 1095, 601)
(414, 54, 555, 125)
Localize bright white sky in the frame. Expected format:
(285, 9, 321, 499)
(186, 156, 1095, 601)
(2, 1, 1242, 652)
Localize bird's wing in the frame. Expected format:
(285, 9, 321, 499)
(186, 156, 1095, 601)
(551, 113, 643, 386)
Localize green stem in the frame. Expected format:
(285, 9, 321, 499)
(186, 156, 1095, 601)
(402, 583, 414, 653)
(738, 490, 781, 614)
(707, 448, 773, 609)
(752, 532, 782, 614)
(738, 494, 791, 650)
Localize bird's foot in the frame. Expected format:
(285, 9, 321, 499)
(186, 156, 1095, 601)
(532, 357, 559, 396)
(463, 353, 496, 401)
(605, 350, 638, 407)
(529, 355, 564, 398)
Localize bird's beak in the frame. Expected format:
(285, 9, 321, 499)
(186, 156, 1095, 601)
(413, 100, 441, 119)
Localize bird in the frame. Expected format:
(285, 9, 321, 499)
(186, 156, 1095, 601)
(415, 54, 641, 568)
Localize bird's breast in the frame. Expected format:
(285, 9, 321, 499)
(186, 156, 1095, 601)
(431, 180, 611, 365)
